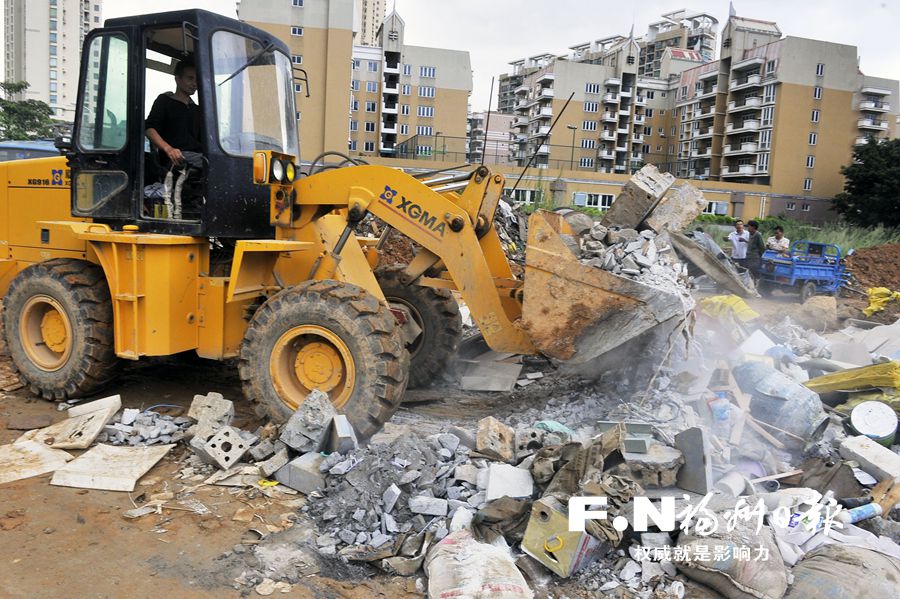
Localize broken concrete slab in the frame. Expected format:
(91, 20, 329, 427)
(17, 395, 121, 450)
(669, 231, 757, 298)
(408, 496, 448, 516)
(50, 443, 173, 492)
(453, 464, 480, 486)
(475, 416, 515, 462)
(642, 182, 707, 234)
(5, 414, 53, 431)
(674, 427, 713, 495)
(623, 436, 652, 454)
(249, 439, 276, 462)
(839, 436, 900, 482)
(485, 463, 534, 501)
(601, 165, 676, 230)
(258, 448, 290, 478)
(620, 442, 684, 488)
(204, 426, 250, 470)
(274, 453, 326, 495)
(0, 440, 73, 485)
(187, 392, 234, 441)
(279, 389, 337, 453)
(383, 483, 402, 513)
(460, 361, 523, 392)
(325, 415, 358, 455)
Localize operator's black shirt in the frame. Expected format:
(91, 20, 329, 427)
(145, 92, 202, 154)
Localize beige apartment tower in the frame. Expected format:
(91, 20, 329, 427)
(354, 0, 385, 47)
(4, 0, 103, 120)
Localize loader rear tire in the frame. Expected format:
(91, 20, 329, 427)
(239, 280, 409, 440)
(2, 259, 119, 400)
(376, 266, 461, 388)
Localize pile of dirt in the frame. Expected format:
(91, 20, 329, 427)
(846, 243, 900, 290)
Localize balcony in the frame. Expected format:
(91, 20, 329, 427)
(726, 119, 760, 133)
(724, 141, 759, 155)
(379, 144, 396, 154)
(618, 109, 631, 117)
(601, 112, 617, 122)
(620, 87, 632, 98)
(381, 123, 397, 134)
(859, 100, 891, 112)
(698, 69, 718, 80)
(383, 82, 399, 94)
(512, 117, 528, 128)
(600, 130, 616, 141)
(538, 88, 555, 100)
(383, 63, 399, 74)
(513, 133, 527, 142)
(635, 95, 647, 106)
(729, 74, 762, 90)
(598, 149, 615, 159)
(858, 118, 888, 130)
(634, 114, 645, 124)
(536, 145, 550, 154)
(603, 93, 619, 103)
(514, 84, 529, 95)
(530, 107, 553, 120)
(537, 72, 555, 84)
(727, 97, 762, 112)
(529, 125, 551, 138)
(697, 85, 718, 99)
(732, 56, 765, 71)
(861, 86, 892, 96)
(605, 77, 621, 86)
(381, 103, 398, 114)
(615, 143, 628, 152)
(632, 133, 644, 143)
(516, 99, 529, 109)
(616, 126, 630, 135)
(614, 164, 627, 172)
(694, 128, 714, 139)
(691, 147, 711, 157)
(722, 164, 757, 176)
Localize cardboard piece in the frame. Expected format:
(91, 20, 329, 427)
(0, 440, 73, 485)
(17, 395, 121, 449)
(50, 443, 173, 492)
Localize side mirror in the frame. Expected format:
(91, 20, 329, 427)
(54, 134, 73, 153)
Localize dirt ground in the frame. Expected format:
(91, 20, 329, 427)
(0, 288, 892, 598)
(846, 242, 900, 291)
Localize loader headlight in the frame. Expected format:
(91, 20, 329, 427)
(285, 161, 296, 183)
(271, 158, 285, 183)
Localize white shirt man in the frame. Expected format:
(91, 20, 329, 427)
(727, 223, 749, 260)
(766, 230, 791, 253)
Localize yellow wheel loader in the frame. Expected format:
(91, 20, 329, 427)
(0, 10, 687, 439)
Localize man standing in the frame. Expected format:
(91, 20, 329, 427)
(766, 226, 791, 253)
(727, 220, 749, 268)
(745, 220, 766, 276)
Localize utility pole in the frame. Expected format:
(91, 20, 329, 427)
(567, 125, 577, 170)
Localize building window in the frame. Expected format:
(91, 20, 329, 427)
(417, 105, 434, 117)
(645, 108, 654, 118)
(352, 59, 360, 70)
(49, 46, 57, 56)
(365, 101, 376, 112)
(642, 144, 650, 154)
(759, 129, 772, 149)
(366, 81, 377, 93)
(761, 106, 774, 127)
(646, 91, 655, 99)
(351, 100, 359, 111)
(811, 109, 820, 123)
(368, 61, 379, 72)
(49, 33, 57, 43)
(815, 63, 825, 77)
(49, 70, 57, 80)
(808, 132, 817, 145)
(365, 121, 376, 132)
(786, 202, 796, 211)
(584, 101, 599, 113)
(656, 145, 662, 152)
(402, 64, 411, 75)
(294, 83, 303, 93)
(765, 60, 777, 75)
(292, 0, 304, 6)
(291, 27, 304, 36)
(291, 54, 303, 65)
(802, 203, 811, 211)
(49, 82, 57, 92)
(806, 155, 815, 168)
(400, 124, 409, 135)
(584, 193, 614, 208)
(763, 84, 776, 103)
(401, 104, 410, 115)
(418, 86, 435, 98)
(349, 120, 358, 131)
(49, 57, 57, 67)
(582, 120, 597, 131)
(680, 85, 688, 99)
(814, 86, 822, 100)
(416, 145, 433, 156)
(416, 125, 433, 135)
(419, 66, 436, 78)
(49, 94, 57, 104)
(803, 179, 812, 191)
(349, 140, 357, 151)
(643, 126, 652, 135)
(401, 84, 410, 95)
(581, 139, 596, 149)
(351, 79, 359, 91)
(658, 127, 665, 136)
(585, 83, 601, 94)
(758, 152, 769, 171)
(364, 141, 375, 152)
(579, 157, 594, 168)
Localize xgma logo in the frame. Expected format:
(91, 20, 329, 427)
(379, 185, 447, 237)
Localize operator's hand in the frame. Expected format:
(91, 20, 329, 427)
(164, 145, 185, 165)
(738, 238, 748, 243)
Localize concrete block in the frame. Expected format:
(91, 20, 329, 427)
(476, 416, 515, 462)
(274, 453, 326, 495)
(515, 427, 544, 459)
(279, 389, 337, 452)
(204, 426, 250, 470)
(383, 483, 402, 513)
(485, 463, 534, 501)
(408, 496, 448, 516)
(325, 415, 358, 455)
(601, 164, 676, 230)
(839, 435, 900, 482)
(249, 439, 276, 462)
(258, 448, 290, 478)
(188, 393, 234, 441)
(453, 464, 480, 485)
(674, 427, 713, 494)
(623, 436, 652, 454)
(620, 442, 684, 488)
(642, 182, 707, 234)
(189, 435, 216, 465)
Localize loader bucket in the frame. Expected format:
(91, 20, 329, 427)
(520, 210, 689, 364)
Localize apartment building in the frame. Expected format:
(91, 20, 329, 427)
(4, 0, 103, 120)
(466, 111, 514, 164)
(354, 0, 385, 46)
(674, 16, 898, 206)
(638, 9, 717, 78)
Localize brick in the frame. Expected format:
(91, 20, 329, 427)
(839, 435, 900, 482)
(408, 496, 448, 516)
(476, 416, 515, 462)
(279, 389, 337, 452)
(258, 448, 290, 478)
(601, 164, 676, 230)
(274, 453, 326, 495)
(485, 463, 534, 501)
(325, 415, 358, 455)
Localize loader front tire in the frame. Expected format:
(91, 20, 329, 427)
(376, 267, 461, 388)
(239, 280, 409, 440)
(2, 259, 119, 400)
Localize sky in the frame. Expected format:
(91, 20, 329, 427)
(6, 1, 898, 110)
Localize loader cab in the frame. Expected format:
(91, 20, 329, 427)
(69, 9, 299, 238)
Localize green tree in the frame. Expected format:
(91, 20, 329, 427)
(833, 138, 900, 228)
(0, 81, 55, 140)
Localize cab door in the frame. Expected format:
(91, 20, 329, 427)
(70, 29, 138, 221)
